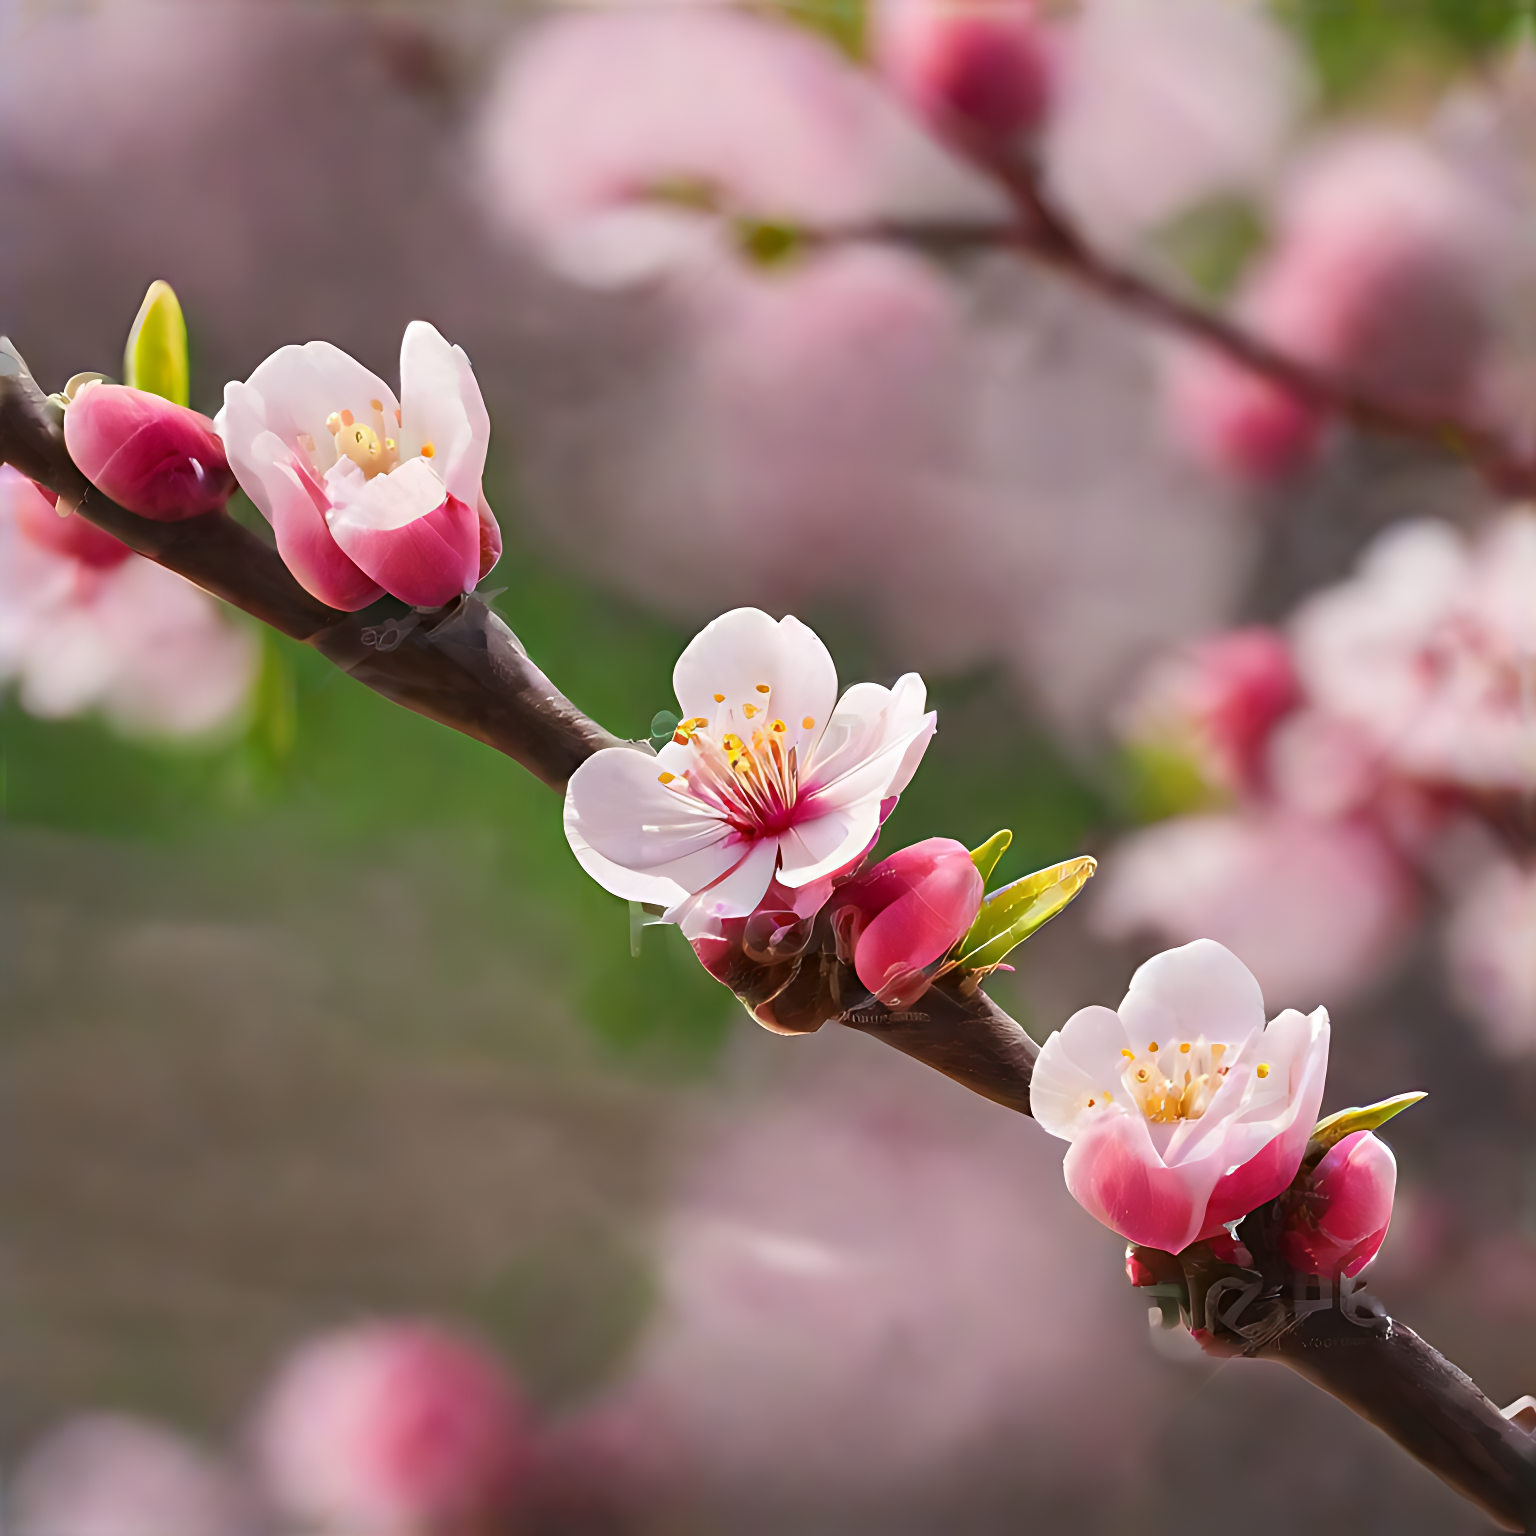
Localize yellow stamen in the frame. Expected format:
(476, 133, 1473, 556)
(714, 693, 725, 703)
(755, 683, 771, 694)
(1148, 1042, 1159, 1053)
(658, 772, 676, 784)
(673, 731, 689, 745)
(802, 716, 815, 729)
(1120, 1049, 1135, 1059)
(1179, 1042, 1191, 1054)
(743, 703, 759, 719)
(325, 412, 343, 435)
(421, 441, 435, 459)
(369, 398, 383, 412)
(1257, 1063, 1270, 1079)
(771, 719, 787, 733)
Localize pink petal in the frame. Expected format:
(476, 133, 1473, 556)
(257, 443, 384, 612)
(64, 384, 235, 520)
(476, 494, 503, 583)
(1063, 1113, 1201, 1253)
(329, 491, 481, 609)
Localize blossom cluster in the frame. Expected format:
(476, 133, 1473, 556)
(1099, 508, 1536, 1053)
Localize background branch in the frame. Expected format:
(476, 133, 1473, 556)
(812, 152, 1536, 493)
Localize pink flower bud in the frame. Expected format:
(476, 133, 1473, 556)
(63, 383, 234, 520)
(9, 470, 131, 568)
(1281, 1129, 1397, 1278)
(250, 1321, 530, 1536)
(875, 0, 1053, 147)
(833, 837, 984, 1007)
(1163, 346, 1326, 485)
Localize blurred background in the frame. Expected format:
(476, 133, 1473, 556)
(1, 0, 1535, 1531)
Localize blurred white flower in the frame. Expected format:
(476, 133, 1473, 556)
(1292, 513, 1536, 796)
(1094, 810, 1417, 1009)
(0, 468, 258, 736)
(8, 1414, 255, 1536)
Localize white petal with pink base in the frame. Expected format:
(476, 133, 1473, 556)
(564, 608, 936, 935)
(1032, 939, 1330, 1254)
(217, 322, 496, 611)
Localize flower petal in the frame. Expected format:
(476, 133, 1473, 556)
(564, 744, 746, 898)
(1031, 1004, 1134, 1138)
(398, 321, 491, 509)
(242, 425, 383, 611)
(1062, 1111, 1204, 1253)
(673, 608, 838, 760)
(665, 836, 781, 937)
(775, 800, 882, 888)
(1118, 937, 1267, 1052)
(327, 460, 480, 607)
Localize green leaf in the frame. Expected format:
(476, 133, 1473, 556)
(1311, 1092, 1427, 1152)
(969, 828, 1012, 887)
(954, 854, 1096, 970)
(123, 279, 190, 406)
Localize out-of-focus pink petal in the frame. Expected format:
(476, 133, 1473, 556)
(12, 472, 131, 568)
(64, 383, 234, 519)
(251, 1322, 529, 1536)
(875, 0, 1054, 146)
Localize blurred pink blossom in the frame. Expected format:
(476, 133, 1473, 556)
(1280, 1129, 1397, 1279)
(1044, 0, 1307, 251)
(1446, 859, 1536, 1057)
(479, 9, 884, 289)
(874, 0, 1055, 150)
(9, 1414, 256, 1536)
(1291, 512, 1536, 797)
(0, 468, 258, 735)
(1094, 810, 1417, 1009)
(605, 1060, 1153, 1513)
(1118, 625, 1300, 798)
(1032, 939, 1330, 1254)
(249, 1320, 529, 1536)
(1166, 132, 1508, 481)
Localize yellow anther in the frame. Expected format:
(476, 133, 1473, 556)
(325, 412, 343, 435)
(802, 716, 815, 729)
(658, 772, 676, 784)
(673, 731, 689, 745)
(1120, 1049, 1135, 1059)
(756, 683, 771, 694)
(1257, 1063, 1270, 1079)
(771, 719, 787, 733)
(1103, 1092, 1113, 1102)
(421, 441, 436, 459)
(384, 437, 396, 453)
(722, 733, 743, 751)
(370, 398, 383, 412)
(1179, 1042, 1191, 1054)
(1148, 1042, 1159, 1053)
(714, 693, 725, 703)
(335, 421, 390, 476)
(743, 703, 759, 718)
(1087, 1098, 1095, 1108)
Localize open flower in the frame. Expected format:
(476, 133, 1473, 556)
(564, 608, 936, 935)
(217, 322, 500, 611)
(1031, 939, 1330, 1253)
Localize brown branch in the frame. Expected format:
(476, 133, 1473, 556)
(0, 340, 625, 793)
(807, 154, 1536, 492)
(3, 336, 1534, 1528)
